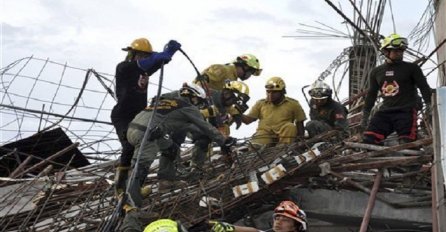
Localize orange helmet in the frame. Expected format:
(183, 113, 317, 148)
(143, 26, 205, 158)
(274, 201, 307, 231)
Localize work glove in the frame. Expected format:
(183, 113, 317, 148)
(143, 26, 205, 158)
(164, 40, 182, 56)
(232, 114, 242, 130)
(209, 220, 235, 232)
(234, 102, 249, 114)
(221, 137, 237, 154)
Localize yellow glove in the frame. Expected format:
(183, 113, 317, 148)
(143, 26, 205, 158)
(209, 220, 235, 232)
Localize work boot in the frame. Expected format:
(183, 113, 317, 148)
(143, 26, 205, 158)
(158, 179, 188, 193)
(114, 166, 130, 196)
(140, 185, 152, 198)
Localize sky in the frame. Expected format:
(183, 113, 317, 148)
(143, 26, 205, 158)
(0, 0, 436, 140)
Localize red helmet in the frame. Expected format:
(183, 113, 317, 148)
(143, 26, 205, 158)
(274, 201, 307, 231)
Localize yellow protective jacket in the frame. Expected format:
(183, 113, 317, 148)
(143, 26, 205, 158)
(247, 97, 307, 131)
(195, 64, 238, 90)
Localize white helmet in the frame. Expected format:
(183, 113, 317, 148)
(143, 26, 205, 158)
(179, 82, 206, 100)
(309, 80, 332, 100)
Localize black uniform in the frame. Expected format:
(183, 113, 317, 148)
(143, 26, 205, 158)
(306, 98, 348, 138)
(111, 59, 164, 166)
(363, 61, 431, 144)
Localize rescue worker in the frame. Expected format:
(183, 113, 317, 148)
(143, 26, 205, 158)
(305, 80, 349, 138)
(111, 38, 182, 195)
(120, 83, 237, 232)
(201, 81, 250, 134)
(209, 200, 308, 232)
(360, 33, 432, 145)
(195, 54, 262, 90)
(127, 83, 236, 200)
(242, 77, 306, 147)
(189, 81, 250, 169)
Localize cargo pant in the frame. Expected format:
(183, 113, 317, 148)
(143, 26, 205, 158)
(251, 122, 297, 146)
(363, 107, 417, 145)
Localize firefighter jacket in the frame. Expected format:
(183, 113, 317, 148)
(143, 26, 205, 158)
(195, 64, 238, 90)
(247, 97, 307, 131)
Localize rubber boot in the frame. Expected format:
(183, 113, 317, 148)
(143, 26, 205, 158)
(114, 166, 130, 196)
(126, 166, 149, 208)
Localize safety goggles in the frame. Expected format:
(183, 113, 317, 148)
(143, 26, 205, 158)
(275, 204, 300, 218)
(387, 37, 408, 49)
(309, 88, 329, 99)
(265, 83, 283, 91)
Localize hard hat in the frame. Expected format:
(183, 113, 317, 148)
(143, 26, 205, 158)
(380, 33, 408, 50)
(224, 81, 250, 96)
(179, 82, 207, 100)
(234, 54, 262, 76)
(308, 80, 332, 99)
(265, 77, 286, 91)
(274, 201, 307, 231)
(144, 219, 188, 232)
(122, 38, 153, 53)
(224, 81, 251, 111)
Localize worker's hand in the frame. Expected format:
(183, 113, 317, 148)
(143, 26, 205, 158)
(221, 137, 237, 154)
(164, 40, 182, 53)
(137, 74, 149, 89)
(234, 102, 249, 114)
(209, 220, 235, 232)
(232, 114, 242, 130)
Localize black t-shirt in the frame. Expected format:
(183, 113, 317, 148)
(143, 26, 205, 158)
(364, 61, 432, 112)
(111, 61, 148, 120)
(309, 98, 348, 131)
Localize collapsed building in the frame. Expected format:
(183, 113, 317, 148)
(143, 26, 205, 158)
(1, 1, 446, 231)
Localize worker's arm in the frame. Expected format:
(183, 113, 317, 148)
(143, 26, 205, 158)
(241, 115, 257, 124)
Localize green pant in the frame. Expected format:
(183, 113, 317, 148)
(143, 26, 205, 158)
(120, 210, 143, 232)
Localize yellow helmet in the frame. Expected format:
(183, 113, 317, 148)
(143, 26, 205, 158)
(143, 219, 187, 232)
(380, 33, 408, 50)
(265, 77, 286, 91)
(122, 38, 153, 53)
(224, 81, 250, 96)
(235, 54, 262, 76)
